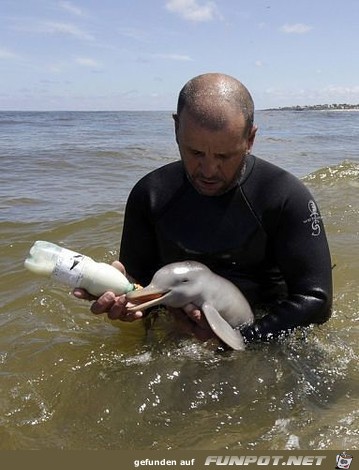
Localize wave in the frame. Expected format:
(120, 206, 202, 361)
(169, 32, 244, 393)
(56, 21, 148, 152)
(263, 137, 291, 143)
(0, 196, 43, 206)
(303, 160, 359, 186)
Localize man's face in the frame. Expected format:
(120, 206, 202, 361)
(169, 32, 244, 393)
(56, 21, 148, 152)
(174, 108, 256, 196)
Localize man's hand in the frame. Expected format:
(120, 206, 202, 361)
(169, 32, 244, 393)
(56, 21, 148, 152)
(72, 261, 144, 321)
(170, 303, 216, 342)
(72, 261, 214, 339)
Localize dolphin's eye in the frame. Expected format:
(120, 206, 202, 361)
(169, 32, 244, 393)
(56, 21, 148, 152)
(182, 278, 189, 283)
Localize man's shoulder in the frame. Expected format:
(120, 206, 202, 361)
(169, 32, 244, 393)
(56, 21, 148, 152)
(129, 160, 186, 206)
(139, 160, 184, 184)
(246, 155, 306, 192)
(250, 155, 298, 179)
(242, 155, 313, 223)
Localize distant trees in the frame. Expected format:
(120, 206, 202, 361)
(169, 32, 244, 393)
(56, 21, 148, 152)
(269, 103, 359, 111)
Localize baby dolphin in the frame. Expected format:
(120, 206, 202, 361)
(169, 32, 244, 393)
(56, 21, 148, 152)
(126, 261, 254, 350)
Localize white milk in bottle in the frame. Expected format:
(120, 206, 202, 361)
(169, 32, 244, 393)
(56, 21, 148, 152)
(24, 240, 135, 297)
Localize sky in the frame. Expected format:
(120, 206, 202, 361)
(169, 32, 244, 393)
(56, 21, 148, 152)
(1, 0, 359, 110)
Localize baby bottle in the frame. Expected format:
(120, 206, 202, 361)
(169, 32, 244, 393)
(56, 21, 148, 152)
(24, 240, 135, 297)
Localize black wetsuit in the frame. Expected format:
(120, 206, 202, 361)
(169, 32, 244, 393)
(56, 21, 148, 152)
(120, 155, 333, 341)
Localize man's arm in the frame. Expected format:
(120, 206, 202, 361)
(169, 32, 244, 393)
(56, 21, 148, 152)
(242, 182, 333, 341)
(183, 187, 332, 345)
(77, 179, 161, 321)
(119, 180, 161, 286)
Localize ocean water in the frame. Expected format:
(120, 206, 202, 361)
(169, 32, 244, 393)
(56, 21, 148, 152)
(0, 110, 358, 450)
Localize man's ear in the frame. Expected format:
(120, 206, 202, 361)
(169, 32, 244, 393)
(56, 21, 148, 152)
(247, 124, 258, 152)
(173, 113, 180, 144)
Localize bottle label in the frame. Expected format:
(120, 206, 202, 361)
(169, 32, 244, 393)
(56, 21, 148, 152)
(51, 249, 86, 287)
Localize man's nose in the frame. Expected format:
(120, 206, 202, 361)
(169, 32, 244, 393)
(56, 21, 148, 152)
(200, 155, 218, 178)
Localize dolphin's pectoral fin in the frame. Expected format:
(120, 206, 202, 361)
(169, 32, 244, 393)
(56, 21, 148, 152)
(201, 303, 246, 351)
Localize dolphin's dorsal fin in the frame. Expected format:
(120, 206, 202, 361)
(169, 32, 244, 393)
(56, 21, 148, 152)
(201, 302, 246, 351)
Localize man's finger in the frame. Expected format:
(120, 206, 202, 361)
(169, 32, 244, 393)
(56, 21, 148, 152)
(90, 291, 117, 314)
(111, 260, 126, 274)
(73, 288, 97, 301)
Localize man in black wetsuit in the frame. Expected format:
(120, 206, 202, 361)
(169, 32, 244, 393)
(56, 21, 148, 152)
(74, 73, 332, 343)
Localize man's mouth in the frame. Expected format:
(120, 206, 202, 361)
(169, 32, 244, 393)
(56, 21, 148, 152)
(200, 179, 220, 184)
(195, 178, 223, 193)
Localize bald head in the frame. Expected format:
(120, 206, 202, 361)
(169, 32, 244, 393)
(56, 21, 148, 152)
(176, 73, 254, 134)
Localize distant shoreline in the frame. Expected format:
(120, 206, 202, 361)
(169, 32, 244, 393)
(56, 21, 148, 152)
(264, 103, 359, 111)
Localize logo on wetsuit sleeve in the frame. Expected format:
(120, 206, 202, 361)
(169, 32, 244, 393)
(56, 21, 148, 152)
(303, 200, 322, 237)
